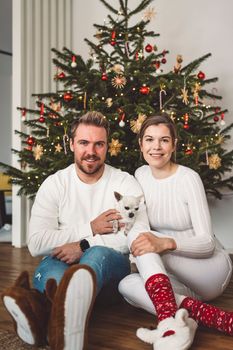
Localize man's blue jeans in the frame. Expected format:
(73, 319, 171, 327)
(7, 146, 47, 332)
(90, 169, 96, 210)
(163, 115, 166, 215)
(33, 246, 130, 295)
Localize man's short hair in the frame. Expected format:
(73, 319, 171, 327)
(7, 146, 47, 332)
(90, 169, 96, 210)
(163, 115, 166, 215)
(70, 111, 109, 141)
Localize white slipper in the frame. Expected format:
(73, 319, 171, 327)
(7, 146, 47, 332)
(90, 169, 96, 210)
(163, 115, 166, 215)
(1, 271, 50, 347)
(48, 264, 96, 350)
(3, 295, 36, 345)
(137, 308, 197, 350)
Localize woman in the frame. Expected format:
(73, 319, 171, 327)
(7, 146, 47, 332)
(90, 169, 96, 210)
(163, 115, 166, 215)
(119, 114, 233, 348)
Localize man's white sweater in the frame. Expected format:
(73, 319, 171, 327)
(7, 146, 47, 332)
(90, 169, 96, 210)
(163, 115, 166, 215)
(28, 164, 148, 256)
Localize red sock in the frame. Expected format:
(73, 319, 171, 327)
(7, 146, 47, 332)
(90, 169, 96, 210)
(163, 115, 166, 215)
(145, 273, 177, 321)
(180, 297, 233, 336)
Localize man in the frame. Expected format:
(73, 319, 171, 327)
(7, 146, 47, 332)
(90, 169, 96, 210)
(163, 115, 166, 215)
(2, 111, 149, 350)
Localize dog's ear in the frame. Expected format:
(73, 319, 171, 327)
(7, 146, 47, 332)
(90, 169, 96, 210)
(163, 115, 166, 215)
(114, 191, 122, 201)
(137, 194, 144, 203)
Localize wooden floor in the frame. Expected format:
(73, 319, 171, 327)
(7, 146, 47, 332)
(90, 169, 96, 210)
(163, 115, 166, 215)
(0, 243, 233, 349)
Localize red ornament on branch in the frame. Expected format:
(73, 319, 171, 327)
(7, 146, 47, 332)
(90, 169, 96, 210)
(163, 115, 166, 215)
(185, 148, 193, 155)
(145, 44, 153, 53)
(139, 85, 150, 95)
(26, 136, 35, 146)
(58, 72, 66, 79)
(39, 116, 45, 123)
(118, 108, 125, 127)
(220, 112, 226, 126)
(101, 72, 108, 81)
(197, 71, 205, 80)
(39, 103, 45, 123)
(21, 108, 27, 121)
(161, 57, 167, 64)
(71, 55, 77, 68)
(63, 92, 73, 101)
(110, 30, 116, 46)
(183, 113, 189, 129)
(155, 61, 160, 69)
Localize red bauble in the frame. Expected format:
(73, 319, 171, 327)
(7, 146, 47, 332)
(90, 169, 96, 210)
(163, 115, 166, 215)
(39, 116, 45, 123)
(26, 136, 35, 146)
(185, 149, 193, 155)
(161, 57, 167, 64)
(63, 92, 73, 101)
(183, 124, 189, 130)
(110, 40, 116, 46)
(197, 71, 205, 80)
(213, 116, 219, 122)
(145, 44, 153, 53)
(58, 72, 66, 79)
(101, 72, 108, 81)
(155, 61, 160, 69)
(139, 85, 150, 95)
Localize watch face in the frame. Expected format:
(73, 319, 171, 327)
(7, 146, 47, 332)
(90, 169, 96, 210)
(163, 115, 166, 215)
(80, 239, 90, 252)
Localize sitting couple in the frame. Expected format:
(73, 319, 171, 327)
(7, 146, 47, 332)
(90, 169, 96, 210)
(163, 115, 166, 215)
(2, 111, 232, 350)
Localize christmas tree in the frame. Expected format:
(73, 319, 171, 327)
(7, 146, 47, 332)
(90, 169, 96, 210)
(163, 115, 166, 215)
(1, 0, 233, 199)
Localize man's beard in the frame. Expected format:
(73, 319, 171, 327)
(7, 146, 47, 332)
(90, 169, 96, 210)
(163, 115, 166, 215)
(75, 155, 104, 175)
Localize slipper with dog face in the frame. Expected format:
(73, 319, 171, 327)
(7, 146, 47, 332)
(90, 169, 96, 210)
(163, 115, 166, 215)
(136, 308, 197, 350)
(1, 271, 55, 347)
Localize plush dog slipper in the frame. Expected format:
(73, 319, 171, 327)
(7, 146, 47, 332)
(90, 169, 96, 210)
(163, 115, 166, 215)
(48, 264, 96, 350)
(136, 308, 197, 350)
(1, 271, 52, 347)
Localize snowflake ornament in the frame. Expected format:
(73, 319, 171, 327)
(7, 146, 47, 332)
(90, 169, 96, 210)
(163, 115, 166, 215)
(143, 7, 156, 21)
(111, 75, 127, 89)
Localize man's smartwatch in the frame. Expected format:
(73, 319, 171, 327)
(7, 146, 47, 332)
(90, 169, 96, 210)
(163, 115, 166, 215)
(79, 239, 90, 252)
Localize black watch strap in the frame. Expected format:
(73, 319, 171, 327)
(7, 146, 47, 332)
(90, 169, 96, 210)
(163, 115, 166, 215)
(79, 239, 90, 252)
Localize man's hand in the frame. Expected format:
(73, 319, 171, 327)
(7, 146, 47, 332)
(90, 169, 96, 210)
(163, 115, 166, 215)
(51, 242, 83, 264)
(91, 209, 123, 235)
(131, 232, 176, 257)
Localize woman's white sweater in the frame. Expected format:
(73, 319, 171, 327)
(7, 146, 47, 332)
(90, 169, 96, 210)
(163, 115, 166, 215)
(134, 165, 215, 258)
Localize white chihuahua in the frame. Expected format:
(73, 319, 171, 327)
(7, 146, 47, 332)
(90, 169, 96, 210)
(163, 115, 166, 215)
(113, 191, 143, 235)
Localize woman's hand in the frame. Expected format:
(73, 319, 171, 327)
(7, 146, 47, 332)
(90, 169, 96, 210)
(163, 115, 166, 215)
(131, 232, 176, 257)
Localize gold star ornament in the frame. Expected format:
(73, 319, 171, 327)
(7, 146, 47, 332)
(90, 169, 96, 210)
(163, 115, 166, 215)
(55, 143, 62, 153)
(108, 138, 122, 156)
(130, 114, 146, 133)
(208, 154, 222, 170)
(33, 144, 44, 160)
(181, 87, 189, 105)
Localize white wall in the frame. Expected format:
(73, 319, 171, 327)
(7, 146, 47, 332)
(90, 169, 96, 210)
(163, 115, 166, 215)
(0, 54, 12, 165)
(0, 0, 12, 166)
(72, 0, 233, 251)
